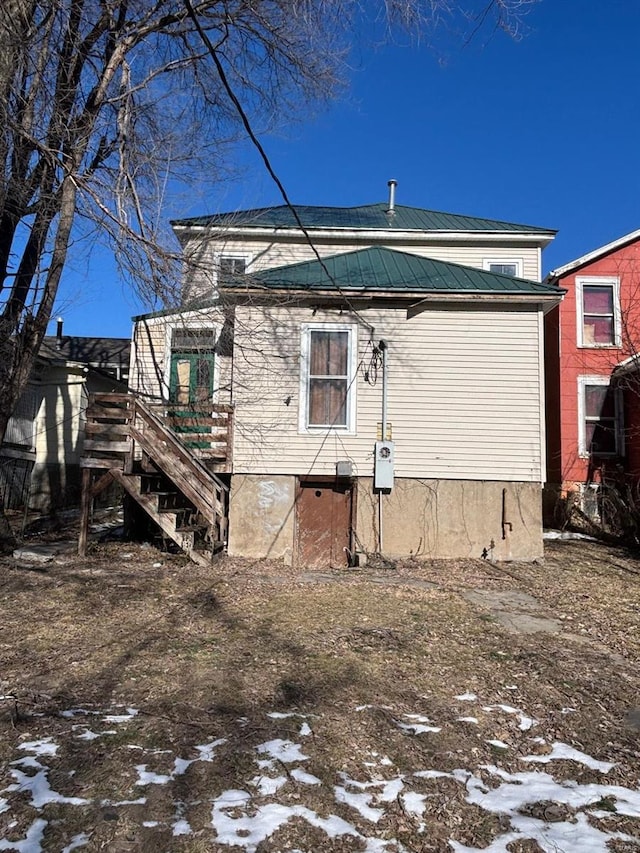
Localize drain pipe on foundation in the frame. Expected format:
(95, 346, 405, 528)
(373, 339, 394, 555)
(378, 340, 388, 553)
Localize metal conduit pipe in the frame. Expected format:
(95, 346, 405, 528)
(378, 339, 388, 553)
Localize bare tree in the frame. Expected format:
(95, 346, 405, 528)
(0, 0, 538, 544)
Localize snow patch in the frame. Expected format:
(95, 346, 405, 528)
(334, 773, 406, 822)
(290, 767, 321, 785)
(172, 819, 192, 836)
(195, 739, 226, 761)
(6, 763, 88, 809)
(74, 728, 116, 741)
(135, 765, 171, 786)
(449, 765, 640, 852)
(17, 739, 58, 758)
(0, 818, 48, 853)
(61, 833, 91, 852)
(402, 791, 427, 818)
(521, 741, 616, 773)
(397, 714, 441, 735)
(334, 786, 384, 822)
(59, 708, 100, 719)
(483, 704, 538, 732)
(103, 707, 139, 724)
(256, 739, 308, 763)
(211, 789, 360, 851)
(251, 774, 288, 796)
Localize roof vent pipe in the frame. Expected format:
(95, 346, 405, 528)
(56, 317, 63, 349)
(386, 179, 397, 214)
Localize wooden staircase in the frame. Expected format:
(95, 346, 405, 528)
(78, 393, 230, 567)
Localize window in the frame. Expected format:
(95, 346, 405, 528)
(300, 324, 356, 431)
(218, 256, 246, 283)
(576, 276, 620, 347)
(578, 376, 623, 458)
(171, 329, 216, 350)
(483, 259, 522, 277)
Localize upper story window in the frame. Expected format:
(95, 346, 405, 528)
(483, 259, 523, 277)
(578, 376, 623, 458)
(576, 276, 621, 347)
(300, 324, 356, 432)
(217, 256, 246, 284)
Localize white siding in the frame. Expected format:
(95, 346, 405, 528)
(183, 236, 542, 301)
(231, 303, 545, 482)
(130, 315, 167, 401)
(131, 308, 232, 405)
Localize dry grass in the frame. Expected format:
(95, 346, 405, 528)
(0, 536, 639, 850)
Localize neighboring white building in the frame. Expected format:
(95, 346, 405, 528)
(0, 330, 130, 511)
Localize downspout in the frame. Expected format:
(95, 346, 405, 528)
(378, 340, 388, 553)
(380, 340, 388, 440)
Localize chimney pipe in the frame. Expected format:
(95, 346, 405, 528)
(387, 179, 397, 214)
(56, 317, 63, 349)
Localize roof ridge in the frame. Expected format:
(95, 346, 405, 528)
(171, 202, 555, 234)
(247, 245, 562, 295)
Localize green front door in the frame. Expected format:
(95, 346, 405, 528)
(169, 351, 215, 447)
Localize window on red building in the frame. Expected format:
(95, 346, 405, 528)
(578, 377, 622, 457)
(577, 276, 620, 347)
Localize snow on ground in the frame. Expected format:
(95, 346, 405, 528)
(395, 713, 441, 735)
(521, 742, 617, 773)
(1, 698, 640, 852)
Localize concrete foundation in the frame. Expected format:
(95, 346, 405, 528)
(227, 474, 543, 564)
(355, 478, 543, 562)
(227, 474, 296, 562)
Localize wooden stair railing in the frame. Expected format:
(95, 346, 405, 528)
(79, 393, 230, 565)
(131, 399, 227, 525)
(148, 402, 234, 468)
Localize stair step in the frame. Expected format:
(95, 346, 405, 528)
(189, 549, 214, 567)
(193, 539, 225, 552)
(175, 523, 209, 534)
(158, 502, 194, 513)
(107, 433, 226, 567)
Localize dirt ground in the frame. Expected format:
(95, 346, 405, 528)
(1, 528, 639, 852)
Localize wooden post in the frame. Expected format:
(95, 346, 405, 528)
(124, 397, 135, 474)
(226, 408, 234, 473)
(78, 468, 91, 557)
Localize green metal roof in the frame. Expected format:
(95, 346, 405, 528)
(242, 247, 562, 296)
(172, 203, 554, 234)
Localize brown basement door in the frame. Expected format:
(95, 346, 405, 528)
(296, 479, 353, 568)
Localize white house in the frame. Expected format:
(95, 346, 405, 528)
(120, 185, 560, 566)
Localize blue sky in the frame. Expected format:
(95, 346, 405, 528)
(52, 0, 640, 338)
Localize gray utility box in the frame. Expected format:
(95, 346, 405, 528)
(374, 440, 395, 490)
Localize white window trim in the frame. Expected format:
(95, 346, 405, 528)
(577, 375, 624, 458)
(299, 322, 357, 434)
(576, 275, 621, 348)
(163, 318, 220, 403)
(214, 251, 252, 286)
(482, 258, 523, 277)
